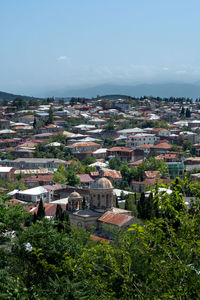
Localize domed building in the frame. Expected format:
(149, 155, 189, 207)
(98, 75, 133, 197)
(68, 175, 135, 232)
(90, 177, 116, 212)
(68, 191, 83, 212)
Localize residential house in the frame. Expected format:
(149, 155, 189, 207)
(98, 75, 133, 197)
(16, 186, 53, 203)
(107, 147, 134, 161)
(0, 119, 11, 129)
(126, 133, 159, 148)
(67, 142, 101, 160)
(150, 142, 172, 155)
(0, 167, 15, 181)
(113, 101, 131, 112)
(22, 174, 54, 188)
(3, 158, 68, 170)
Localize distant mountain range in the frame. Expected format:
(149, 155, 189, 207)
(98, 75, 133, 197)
(1, 82, 200, 101)
(54, 83, 200, 99)
(0, 91, 42, 101)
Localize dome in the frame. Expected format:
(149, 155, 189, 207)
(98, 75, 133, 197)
(90, 177, 113, 189)
(68, 191, 81, 200)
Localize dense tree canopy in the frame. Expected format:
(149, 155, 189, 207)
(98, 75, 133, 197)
(0, 179, 199, 299)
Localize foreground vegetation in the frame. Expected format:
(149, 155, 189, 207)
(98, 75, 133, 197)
(0, 178, 200, 299)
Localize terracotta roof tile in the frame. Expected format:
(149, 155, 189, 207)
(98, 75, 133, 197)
(107, 147, 133, 153)
(98, 211, 132, 226)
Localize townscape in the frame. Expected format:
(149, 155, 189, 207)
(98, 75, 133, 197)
(0, 95, 199, 298)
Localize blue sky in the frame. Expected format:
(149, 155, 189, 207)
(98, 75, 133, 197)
(1, 0, 200, 96)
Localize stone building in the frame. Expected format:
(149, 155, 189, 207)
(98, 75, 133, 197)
(68, 176, 136, 231)
(68, 191, 83, 211)
(89, 177, 116, 212)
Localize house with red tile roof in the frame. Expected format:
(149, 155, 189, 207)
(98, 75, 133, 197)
(98, 208, 137, 229)
(107, 147, 134, 161)
(67, 141, 101, 160)
(22, 174, 54, 188)
(77, 174, 94, 187)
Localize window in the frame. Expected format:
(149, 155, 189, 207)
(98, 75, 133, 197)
(106, 194, 109, 207)
(97, 194, 101, 207)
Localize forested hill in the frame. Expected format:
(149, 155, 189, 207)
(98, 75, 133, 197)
(0, 91, 42, 101)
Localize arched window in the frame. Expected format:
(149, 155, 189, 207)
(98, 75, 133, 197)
(106, 194, 109, 207)
(97, 194, 101, 207)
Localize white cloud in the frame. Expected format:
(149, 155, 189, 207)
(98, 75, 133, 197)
(176, 70, 187, 74)
(57, 55, 67, 60)
(162, 67, 169, 71)
(57, 56, 71, 64)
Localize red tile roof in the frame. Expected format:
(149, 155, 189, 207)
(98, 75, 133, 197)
(43, 184, 64, 191)
(31, 203, 66, 216)
(22, 174, 53, 183)
(131, 178, 172, 185)
(77, 174, 94, 183)
(152, 142, 171, 149)
(103, 170, 122, 179)
(69, 142, 100, 147)
(144, 171, 160, 179)
(129, 159, 143, 166)
(136, 144, 153, 149)
(107, 147, 133, 153)
(98, 211, 132, 226)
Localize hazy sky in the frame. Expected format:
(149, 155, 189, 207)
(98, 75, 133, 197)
(1, 0, 200, 96)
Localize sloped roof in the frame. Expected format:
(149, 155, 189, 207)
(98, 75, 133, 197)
(77, 174, 94, 183)
(136, 144, 153, 149)
(98, 211, 133, 226)
(144, 171, 160, 179)
(103, 170, 122, 179)
(31, 203, 66, 216)
(152, 142, 171, 149)
(107, 147, 133, 153)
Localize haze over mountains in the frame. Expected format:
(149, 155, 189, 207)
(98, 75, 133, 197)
(1, 82, 200, 100)
(51, 82, 200, 99)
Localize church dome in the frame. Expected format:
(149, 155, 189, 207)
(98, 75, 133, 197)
(68, 191, 81, 199)
(90, 177, 113, 189)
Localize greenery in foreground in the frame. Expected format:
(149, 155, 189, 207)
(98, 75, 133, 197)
(0, 178, 200, 299)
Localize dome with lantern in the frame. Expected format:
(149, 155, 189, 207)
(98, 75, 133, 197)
(90, 177, 113, 189)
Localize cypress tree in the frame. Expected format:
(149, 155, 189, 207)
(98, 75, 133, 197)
(82, 197, 86, 210)
(37, 199, 45, 219)
(116, 197, 119, 208)
(180, 106, 185, 116)
(33, 213, 37, 223)
(137, 192, 146, 219)
(146, 192, 154, 220)
(125, 198, 129, 210)
(33, 117, 37, 129)
(55, 204, 63, 221)
(186, 108, 191, 118)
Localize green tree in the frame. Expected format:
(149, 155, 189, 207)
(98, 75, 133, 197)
(186, 107, 191, 118)
(137, 191, 146, 218)
(109, 155, 122, 171)
(46, 107, 54, 124)
(55, 204, 63, 221)
(105, 119, 115, 130)
(67, 171, 80, 186)
(124, 194, 137, 216)
(12, 98, 28, 110)
(183, 140, 192, 152)
(37, 199, 45, 219)
(180, 106, 185, 116)
(82, 197, 86, 210)
(82, 155, 96, 166)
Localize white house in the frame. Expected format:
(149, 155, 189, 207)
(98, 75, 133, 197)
(126, 133, 159, 148)
(16, 186, 53, 203)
